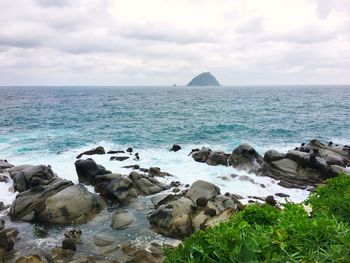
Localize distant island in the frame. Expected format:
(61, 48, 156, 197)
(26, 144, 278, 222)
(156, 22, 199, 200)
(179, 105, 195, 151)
(187, 72, 221, 86)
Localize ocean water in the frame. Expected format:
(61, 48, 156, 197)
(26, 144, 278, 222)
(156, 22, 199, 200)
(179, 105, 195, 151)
(1, 85, 350, 206)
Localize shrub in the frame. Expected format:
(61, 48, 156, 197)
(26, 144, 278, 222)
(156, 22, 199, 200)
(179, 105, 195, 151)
(164, 174, 350, 262)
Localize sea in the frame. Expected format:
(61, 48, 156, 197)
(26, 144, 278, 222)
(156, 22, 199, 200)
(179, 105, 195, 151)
(1, 85, 350, 206)
(0, 85, 349, 256)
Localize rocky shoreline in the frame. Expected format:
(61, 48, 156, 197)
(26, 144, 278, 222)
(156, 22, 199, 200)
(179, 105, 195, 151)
(0, 139, 349, 262)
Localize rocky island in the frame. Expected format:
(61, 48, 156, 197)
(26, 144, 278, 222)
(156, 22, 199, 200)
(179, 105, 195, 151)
(187, 72, 221, 86)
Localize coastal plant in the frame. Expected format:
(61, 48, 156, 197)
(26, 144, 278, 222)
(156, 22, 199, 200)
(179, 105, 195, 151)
(164, 174, 350, 262)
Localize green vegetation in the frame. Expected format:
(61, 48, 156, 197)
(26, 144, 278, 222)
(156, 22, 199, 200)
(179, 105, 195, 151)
(165, 174, 350, 262)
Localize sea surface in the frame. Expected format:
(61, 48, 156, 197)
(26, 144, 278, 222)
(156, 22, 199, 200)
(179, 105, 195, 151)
(0, 85, 349, 257)
(1, 85, 350, 205)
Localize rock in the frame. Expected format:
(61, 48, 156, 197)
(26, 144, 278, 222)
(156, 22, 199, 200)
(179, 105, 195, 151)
(64, 229, 82, 244)
(93, 233, 115, 247)
(62, 238, 76, 251)
(148, 198, 194, 238)
(170, 144, 181, 152)
(122, 164, 140, 170)
(265, 195, 277, 206)
(149, 167, 172, 177)
(110, 156, 130, 161)
(192, 147, 212, 163)
(151, 194, 178, 209)
(275, 193, 290, 198)
(75, 158, 111, 185)
(111, 211, 135, 230)
(187, 72, 221, 86)
(76, 146, 105, 159)
(10, 181, 105, 224)
(229, 144, 265, 174)
(265, 158, 320, 189)
(286, 150, 309, 165)
(107, 150, 125, 154)
(49, 247, 74, 262)
(129, 172, 167, 196)
(126, 147, 133, 154)
(15, 255, 45, 263)
(185, 180, 220, 203)
(264, 150, 286, 163)
(328, 165, 350, 178)
(9, 165, 56, 193)
(204, 208, 235, 228)
(196, 197, 208, 207)
(172, 187, 180, 193)
(0, 220, 4, 231)
(0, 160, 13, 169)
(206, 151, 228, 166)
(204, 207, 217, 217)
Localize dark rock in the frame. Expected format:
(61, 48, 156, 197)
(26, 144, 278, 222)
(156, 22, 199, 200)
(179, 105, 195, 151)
(62, 238, 76, 251)
(110, 156, 130, 161)
(76, 146, 105, 159)
(122, 164, 140, 170)
(64, 229, 82, 244)
(265, 195, 277, 206)
(170, 144, 181, 152)
(229, 144, 265, 174)
(275, 193, 290, 198)
(151, 194, 178, 209)
(187, 72, 221, 86)
(188, 148, 200, 156)
(134, 153, 140, 160)
(107, 150, 125, 154)
(196, 197, 208, 207)
(75, 158, 111, 185)
(126, 147, 133, 154)
(204, 208, 217, 217)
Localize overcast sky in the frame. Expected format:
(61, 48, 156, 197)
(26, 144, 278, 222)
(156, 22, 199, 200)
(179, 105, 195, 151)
(0, 0, 349, 85)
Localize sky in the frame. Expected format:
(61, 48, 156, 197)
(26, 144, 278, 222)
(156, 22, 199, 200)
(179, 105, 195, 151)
(0, 0, 349, 86)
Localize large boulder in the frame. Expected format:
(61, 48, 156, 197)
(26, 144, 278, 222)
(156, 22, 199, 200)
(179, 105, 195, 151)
(9, 165, 56, 193)
(229, 144, 265, 174)
(9, 178, 105, 224)
(75, 158, 111, 185)
(264, 150, 286, 163)
(185, 180, 220, 203)
(129, 172, 167, 196)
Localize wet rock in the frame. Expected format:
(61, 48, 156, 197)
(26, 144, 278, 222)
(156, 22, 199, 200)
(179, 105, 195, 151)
(229, 144, 265, 174)
(62, 238, 76, 251)
(93, 233, 115, 247)
(191, 147, 212, 163)
(75, 158, 111, 185)
(265, 195, 277, 206)
(111, 211, 135, 230)
(110, 156, 130, 161)
(107, 150, 125, 154)
(0, 160, 14, 170)
(170, 144, 181, 152)
(206, 151, 228, 166)
(76, 146, 105, 159)
(64, 229, 82, 244)
(264, 149, 286, 163)
(9, 165, 56, 193)
(275, 193, 290, 198)
(185, 180, 220, 203)
(126, 147, 133, 154)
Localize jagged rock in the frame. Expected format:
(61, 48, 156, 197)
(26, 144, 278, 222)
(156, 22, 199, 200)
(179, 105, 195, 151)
(229, 144, 265, 174)
(75, 158, 111, 185)
(76, 146, 105, 159)
(111, 211, 135, 230)
(9, 165, 56, 193)
(206, 151, 228, 166)
(192, 147, 212, 163)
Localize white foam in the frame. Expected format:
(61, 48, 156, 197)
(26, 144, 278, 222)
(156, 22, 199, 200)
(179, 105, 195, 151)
(1, 142, 310, 205)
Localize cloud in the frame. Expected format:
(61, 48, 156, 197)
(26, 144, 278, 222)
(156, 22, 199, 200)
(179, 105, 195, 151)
(0, 0, 349, 85)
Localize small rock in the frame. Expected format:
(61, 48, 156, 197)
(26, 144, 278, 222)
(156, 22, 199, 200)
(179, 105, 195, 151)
(111, 211, 135, 230)
(265, 195, 277, 206)
(64, 229, 82, 244)
(275, 193, 290, 198)
(62, 238, 76, 252)
(107, 150, 125, 154)
(126, 147, 133, 154)
(110, 156, 130, 161)
(172, 187, 180, 193)
(93, 233, 114, 247)
(170, 144, 181, 152)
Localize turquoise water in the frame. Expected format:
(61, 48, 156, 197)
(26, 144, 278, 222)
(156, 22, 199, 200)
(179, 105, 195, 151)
(1, 85, 349, 156)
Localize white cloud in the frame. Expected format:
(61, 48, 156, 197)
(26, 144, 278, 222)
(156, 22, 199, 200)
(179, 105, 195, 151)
(0, 0, 349, 85)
